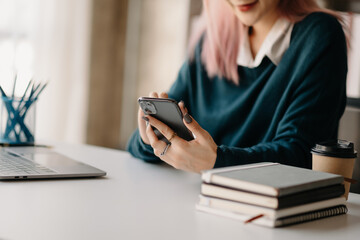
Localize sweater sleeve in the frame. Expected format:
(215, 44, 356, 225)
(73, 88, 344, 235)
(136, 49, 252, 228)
(126, 61, 192, 162)
(214, 14, 347, 169)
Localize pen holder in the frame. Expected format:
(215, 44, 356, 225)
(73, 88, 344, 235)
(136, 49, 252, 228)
(0, 96, 36, 144)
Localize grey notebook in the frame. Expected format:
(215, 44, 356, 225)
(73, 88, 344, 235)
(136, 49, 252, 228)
(201, 162, 343, 197)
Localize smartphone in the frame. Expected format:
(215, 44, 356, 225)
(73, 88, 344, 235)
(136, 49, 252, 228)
(138, 97, 194, 142)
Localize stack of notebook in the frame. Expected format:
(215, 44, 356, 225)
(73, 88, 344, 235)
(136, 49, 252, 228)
(196, 162, 348, 227)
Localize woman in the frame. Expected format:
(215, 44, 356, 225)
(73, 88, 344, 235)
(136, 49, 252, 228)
(127, 0, 348, 173)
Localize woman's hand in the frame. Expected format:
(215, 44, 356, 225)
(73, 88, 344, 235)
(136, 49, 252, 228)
(142, 102, 217, 173)
(138, 92, 168, 145)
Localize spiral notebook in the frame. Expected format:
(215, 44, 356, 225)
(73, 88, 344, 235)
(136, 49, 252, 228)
(197, 195, 347, 220)
(196, 204, 348, 227)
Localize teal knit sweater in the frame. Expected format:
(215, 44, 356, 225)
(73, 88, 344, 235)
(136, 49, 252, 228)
(127, 12, 347, 169)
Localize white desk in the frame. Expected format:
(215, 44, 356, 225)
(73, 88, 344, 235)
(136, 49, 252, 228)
(0, 143, 359, 240)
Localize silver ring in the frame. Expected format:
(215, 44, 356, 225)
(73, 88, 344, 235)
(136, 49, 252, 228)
(160, 143, 171, 156)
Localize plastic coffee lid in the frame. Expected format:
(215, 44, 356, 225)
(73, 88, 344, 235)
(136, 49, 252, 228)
(311, 139, 357, 158)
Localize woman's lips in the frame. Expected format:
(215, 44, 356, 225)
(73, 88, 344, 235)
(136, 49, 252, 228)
(238, 0, 258, 12)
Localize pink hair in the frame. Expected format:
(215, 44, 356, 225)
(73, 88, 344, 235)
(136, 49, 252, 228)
(188, 0, 346, 85)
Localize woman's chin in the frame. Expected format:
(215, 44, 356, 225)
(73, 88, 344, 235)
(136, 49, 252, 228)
(235, 15, 258, 27)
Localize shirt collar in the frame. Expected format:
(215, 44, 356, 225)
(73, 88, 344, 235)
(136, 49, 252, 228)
(237, 17, 294, 68)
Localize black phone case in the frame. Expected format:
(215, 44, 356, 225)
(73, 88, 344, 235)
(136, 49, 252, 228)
(138, 97, 194, 141)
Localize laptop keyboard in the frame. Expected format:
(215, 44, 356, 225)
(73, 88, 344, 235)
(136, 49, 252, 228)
(0, 151, 55, 176)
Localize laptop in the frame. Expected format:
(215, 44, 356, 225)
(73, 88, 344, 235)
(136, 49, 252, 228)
(0, 146, 106, 179)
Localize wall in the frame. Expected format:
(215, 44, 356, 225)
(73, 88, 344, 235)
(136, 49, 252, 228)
(120, 0, 191, 149)
(339, 107, 360, 193)
(86, 0, 128, 148)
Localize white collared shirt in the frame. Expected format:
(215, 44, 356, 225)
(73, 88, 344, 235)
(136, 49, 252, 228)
(237, 18, 294, 68)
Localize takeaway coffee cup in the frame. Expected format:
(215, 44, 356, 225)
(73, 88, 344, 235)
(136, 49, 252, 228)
(311, 140, 357, 200)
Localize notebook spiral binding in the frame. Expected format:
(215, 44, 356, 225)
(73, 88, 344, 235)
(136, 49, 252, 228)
(277, 205, 348, 227)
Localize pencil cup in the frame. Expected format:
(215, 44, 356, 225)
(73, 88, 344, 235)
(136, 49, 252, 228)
(311, 140, 357, 200)
(0, 96, 36, 144)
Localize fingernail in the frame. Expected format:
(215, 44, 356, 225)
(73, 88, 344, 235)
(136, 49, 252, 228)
(179, 100, 184, 105)
(184, 113, 192, 124)
(142, 116, 149, 122)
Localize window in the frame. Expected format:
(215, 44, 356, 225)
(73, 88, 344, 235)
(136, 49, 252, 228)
(0, 0, 92, 144)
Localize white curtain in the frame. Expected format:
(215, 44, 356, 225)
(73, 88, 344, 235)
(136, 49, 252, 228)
(0, 0, 92, 144)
